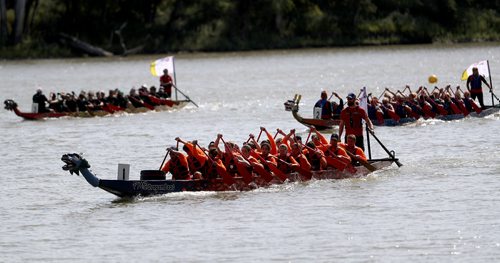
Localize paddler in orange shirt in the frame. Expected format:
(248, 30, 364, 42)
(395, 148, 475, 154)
(290, 142, 311, 172)
(161, 148, 190, 180)
(176, 137, 208, 179)
(323, 133, 351, 170)
(340, 134, 367, 165)
(304, 141, 327, 171)
(276, 144, 299, 175)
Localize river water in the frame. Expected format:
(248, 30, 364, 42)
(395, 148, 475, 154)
(1, 43, 499, 262)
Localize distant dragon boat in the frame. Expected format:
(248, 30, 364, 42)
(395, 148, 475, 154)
(61, 153, 398, 198)
(4, 98, 191, 120)
(285, 94, 500, 129)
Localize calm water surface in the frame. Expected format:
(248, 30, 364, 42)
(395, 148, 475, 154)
(1, 43, 499, 262)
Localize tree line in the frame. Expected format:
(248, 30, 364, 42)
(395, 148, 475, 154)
(1, 0, 499, 58)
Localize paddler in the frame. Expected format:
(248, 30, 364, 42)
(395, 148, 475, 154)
(323, 133, 351, 169)
(276, 144, 299, 174)
(314, 91, 333, 119)
(340, 134, 368, 165)
(176, 137, 208, 179)
(161, 147, 190, 180)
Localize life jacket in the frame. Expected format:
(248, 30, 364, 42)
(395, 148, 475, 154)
(306, 150, 322, 171)
(323, 146, 349, 171)
(277, 155, 295, 174)
(452, 98, 469, 116)
(468, 75, 483, 93)
(444, 100, 461, 115)
(463, 98, 482, 114)
(168, 157, 190, 180)
(382, 104, 400, 122)
(419, 100, 436, 118)
(427, 98, 447, 115)
(394, 103, 408, 118)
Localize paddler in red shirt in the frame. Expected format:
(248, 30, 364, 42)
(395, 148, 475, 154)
(339, 92, 374, 151)
(160, 69, 173, 98)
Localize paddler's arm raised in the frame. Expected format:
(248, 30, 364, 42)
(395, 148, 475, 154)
(261, 127, 277, 155)
(247, 133, 261, 151)
(280, 129, 295, 148)
(310, 127, 328, 145)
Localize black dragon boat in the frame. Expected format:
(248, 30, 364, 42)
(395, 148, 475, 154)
(285, 94, 500, 129)
(61, 152, 399, 198)
(4, 98, 191, 120)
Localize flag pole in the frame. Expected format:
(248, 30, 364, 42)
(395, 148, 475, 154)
(173, 56, 178, 101)
(487, 60, 494, 106)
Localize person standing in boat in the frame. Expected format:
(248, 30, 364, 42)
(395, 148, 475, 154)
(160, 69, 173, 98)
(339, 93, 374, 151)
(32, 88, 50, 113)
(314, 91, 333, 119)
(466, 67, 491, 109)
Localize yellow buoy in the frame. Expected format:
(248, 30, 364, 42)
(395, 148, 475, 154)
(428, 74, 438, 84)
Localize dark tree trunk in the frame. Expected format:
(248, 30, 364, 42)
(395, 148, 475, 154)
(0, 0, 7, 45)
(13, 0, 27, 44)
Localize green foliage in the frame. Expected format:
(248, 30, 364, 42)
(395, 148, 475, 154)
(1, 0, 499, 58)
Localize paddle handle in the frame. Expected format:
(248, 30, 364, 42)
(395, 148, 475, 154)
(159, 149, 171, 170)
(367, 129, 402, 167)
(172, 84, 199, 107)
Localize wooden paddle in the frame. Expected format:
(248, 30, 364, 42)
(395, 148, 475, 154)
(344, 149, 376, 172)
(256, 154, 288, 182)
(172, 84, 199, 108)
(220, 137, 253, 185)
(367, 129, 402, 167)
(193, 141, 235, 186)
(158, 148, 171, 170)
(276, 157, 312, 180)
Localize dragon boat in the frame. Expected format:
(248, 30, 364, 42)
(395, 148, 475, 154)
(4, 98, 191, 120)
(61, 153, 398, 198)
(285, 94, 500, 129)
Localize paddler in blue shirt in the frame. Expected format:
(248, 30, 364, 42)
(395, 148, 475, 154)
(466, 67, 491, 109)
(314, 91, 333, 119)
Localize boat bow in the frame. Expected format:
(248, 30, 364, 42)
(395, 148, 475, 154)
(62, 153, 100, 187)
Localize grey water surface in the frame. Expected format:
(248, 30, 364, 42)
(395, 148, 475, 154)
(1, 43, 499, 262)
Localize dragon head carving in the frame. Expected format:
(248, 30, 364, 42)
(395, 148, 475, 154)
(61, 153, 90, 175)
(4, 99, 17, 111)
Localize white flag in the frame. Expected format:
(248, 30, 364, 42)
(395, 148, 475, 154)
(461, 60, 489, 81)
(360, 87, 368, 113)
(150, 56, 176, 83)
